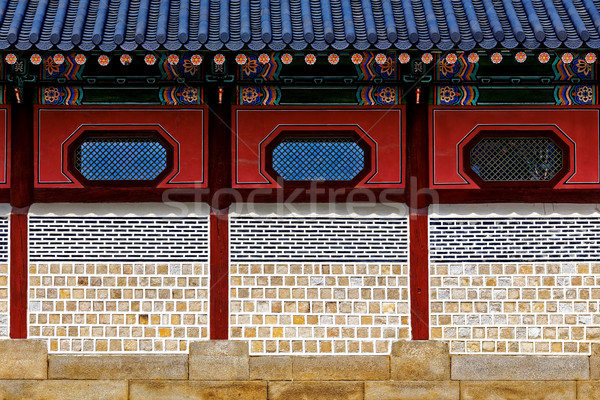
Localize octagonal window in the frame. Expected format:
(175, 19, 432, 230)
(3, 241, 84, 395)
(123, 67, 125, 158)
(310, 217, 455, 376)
(464, 131, 570, 188)
(271, 137, 367, 182)
(73, 135, 171, 183)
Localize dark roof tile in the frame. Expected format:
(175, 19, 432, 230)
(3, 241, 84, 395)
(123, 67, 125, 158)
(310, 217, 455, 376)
(0, 0, 598, 52)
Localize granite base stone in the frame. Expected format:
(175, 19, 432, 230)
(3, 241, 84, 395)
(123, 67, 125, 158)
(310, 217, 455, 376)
(0, 339, 594, 399)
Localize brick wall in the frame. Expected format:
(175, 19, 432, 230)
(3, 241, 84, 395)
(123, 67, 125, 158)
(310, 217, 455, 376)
(26, 204, 210, 353)
(430, 204, 600, 354)
(228, 204, 410, 354)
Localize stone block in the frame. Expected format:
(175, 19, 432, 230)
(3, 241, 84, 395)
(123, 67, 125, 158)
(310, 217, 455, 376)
(0, 380, 127, 400)
(390, 340, 449, 380)
(451, 355, 589, 381)
(590, 357, 600, 379)
(365, 381, 459, 400)
(292, 356, 388, 380)
(0, 340, 47, 379)
(48, 355, 187, 380)
(191, 340, 248, 356)
(249, 356, 292, 380)
(578, 381, 600, 400)
(460, 381, 576, 400)
(189, 340, 249, 380)
(130, 381, 267, 400)
(269, 381, 363, 400)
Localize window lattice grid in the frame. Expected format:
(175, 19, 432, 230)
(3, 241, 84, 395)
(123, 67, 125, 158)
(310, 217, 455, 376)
(272, 138, 365, 181)
(75, 137, 167, 181)
(470, 137, 563, 182)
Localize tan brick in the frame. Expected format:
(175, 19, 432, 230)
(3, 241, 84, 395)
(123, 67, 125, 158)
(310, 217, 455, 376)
(451, 355, 589, 380)
(249, 356, 292, 380)
(390, 340, 449, 380)
(189, 340, 249, 380)
(292, 356, 388, 380)
(48, 355, 187, 380)
(0, 340, 47, 379)
(0, 380, 127, 400)
(269, 381, 363, 400)
(578, 381, 600, 400)
(461, 381, 576, 400)
(592, 343, 600, 356)
(130, 380, 266, 400)
(365, 381, 459, 400)
(589, 357, 600, 380)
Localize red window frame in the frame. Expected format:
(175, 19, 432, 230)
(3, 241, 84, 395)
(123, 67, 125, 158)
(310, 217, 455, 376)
(66, 130, 175, 187)
(263, 130, 374, 189)
(463, 130, 571, 189)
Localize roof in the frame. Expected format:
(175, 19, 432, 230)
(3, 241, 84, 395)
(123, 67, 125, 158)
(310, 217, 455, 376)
(0, 0, 599, 53)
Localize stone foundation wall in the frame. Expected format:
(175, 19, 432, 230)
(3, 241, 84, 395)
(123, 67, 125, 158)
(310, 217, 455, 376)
(2, 339, 600, 399)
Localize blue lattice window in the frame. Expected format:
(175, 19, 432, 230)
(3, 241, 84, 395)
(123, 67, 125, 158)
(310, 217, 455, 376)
(267, 135, 370, 184)
(70, 133, 173, 185)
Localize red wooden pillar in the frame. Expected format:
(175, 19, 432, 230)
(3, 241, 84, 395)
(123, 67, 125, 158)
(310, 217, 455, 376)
(207, 60, 234, 339)
(406, 87, 430, 340)
(409, 211, 429, 339)
(209, 211, 229, 339)
(10, 101, 34, 338)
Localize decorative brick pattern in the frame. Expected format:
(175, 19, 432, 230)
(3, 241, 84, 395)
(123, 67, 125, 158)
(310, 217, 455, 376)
(0, 263, 8, 337)
(230, 263, 410, 354)
(0, 217, 8, 263)
(28, 263, 209, 353)
(29, 217, 209, 261)
(230, 217, 408, 262)
(0, 216, 9, 338)
(430, 217, 600, 262)
(430, 262, 600, 354)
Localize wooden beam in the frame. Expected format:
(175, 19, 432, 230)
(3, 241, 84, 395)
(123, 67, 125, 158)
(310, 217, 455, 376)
(207, 59, 234, 339)
(209, 210, 229, 339)
(406, 86, 430, 340)
(10, 101, 34, 338)
(9, 212, 27, 338)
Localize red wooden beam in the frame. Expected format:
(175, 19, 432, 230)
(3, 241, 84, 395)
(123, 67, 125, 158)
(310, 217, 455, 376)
(409, 211, 429, 339)
(406, 87, 430, 340)
(10, 101, 34, 338)
(9, 212, 27, 338)
(209, 210, 229, 339)
(207, 63, 234, 339)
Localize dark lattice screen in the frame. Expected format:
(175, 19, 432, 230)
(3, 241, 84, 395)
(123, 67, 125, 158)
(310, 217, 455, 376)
(75, 137, 167, 181)
(272, 138, 365, 181)
(470, 137, 563, 181)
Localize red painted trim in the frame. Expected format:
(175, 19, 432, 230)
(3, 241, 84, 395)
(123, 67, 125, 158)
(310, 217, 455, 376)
(210, 211, 229, 340)
(10, 211, 28, 338)
(410, 211, 429, 339)
(435, 189, 600, 203)
(33, 188, 210, 203)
